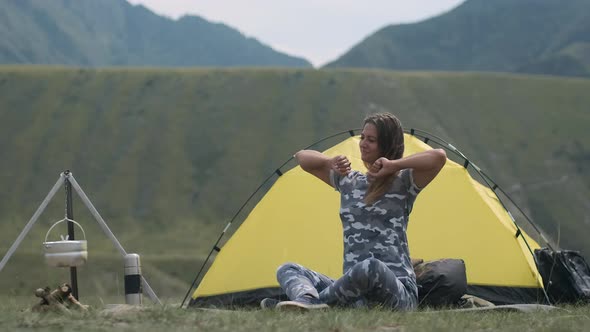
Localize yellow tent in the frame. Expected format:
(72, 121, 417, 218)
(187, 132, 545, 306)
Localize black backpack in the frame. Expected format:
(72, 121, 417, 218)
(534, 248, 590, 304)
(414, 258, 467, 307)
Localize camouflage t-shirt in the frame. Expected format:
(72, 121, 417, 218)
(330, 169, 421, 289)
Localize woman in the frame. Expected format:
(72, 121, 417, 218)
(263, 113, 446, 310)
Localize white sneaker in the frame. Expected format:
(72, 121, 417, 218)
(276, 296, 329, 310)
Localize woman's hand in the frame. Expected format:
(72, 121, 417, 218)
(367, 157, 399, 181)
(366, 149, 447, 188)
(331, 155, 351, 175)
(295, 150, 349, 186)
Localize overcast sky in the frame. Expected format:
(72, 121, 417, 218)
(128, 0, 465, 67)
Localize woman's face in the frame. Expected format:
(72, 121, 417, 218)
(360, 123, 380, 164)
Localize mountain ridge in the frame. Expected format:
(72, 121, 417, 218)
(326, 0, 590, 77)
(0, 0, 311, 67)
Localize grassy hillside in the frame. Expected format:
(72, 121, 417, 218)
(0, 66, 589, 298)
(326, 0, 590, 77)
(0, 0, 311, 67)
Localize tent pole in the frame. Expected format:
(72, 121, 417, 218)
(408, 129, 553, 249)
(180, 224, 229, 308)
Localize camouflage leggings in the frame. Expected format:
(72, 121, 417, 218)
(276, 258, 417, 309)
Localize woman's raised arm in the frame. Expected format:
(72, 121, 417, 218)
(368, 149, 447, 189)
(295, 150, 351, 187)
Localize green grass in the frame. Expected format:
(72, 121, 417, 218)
(0, 296, 589, 332)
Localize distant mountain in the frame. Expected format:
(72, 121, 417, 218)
(0, 0, 311, 67)
(326, 0, 590, 77)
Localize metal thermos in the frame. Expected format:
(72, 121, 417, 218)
(124, 253, 142, 305)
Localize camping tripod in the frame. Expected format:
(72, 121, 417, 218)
(0, 171, 160, 304)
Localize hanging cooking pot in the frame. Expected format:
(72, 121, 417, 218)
(43, 218, 88, 267)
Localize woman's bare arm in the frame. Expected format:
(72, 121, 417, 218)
(367, 149, 447, 189)
(295, 150, 351, 186)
